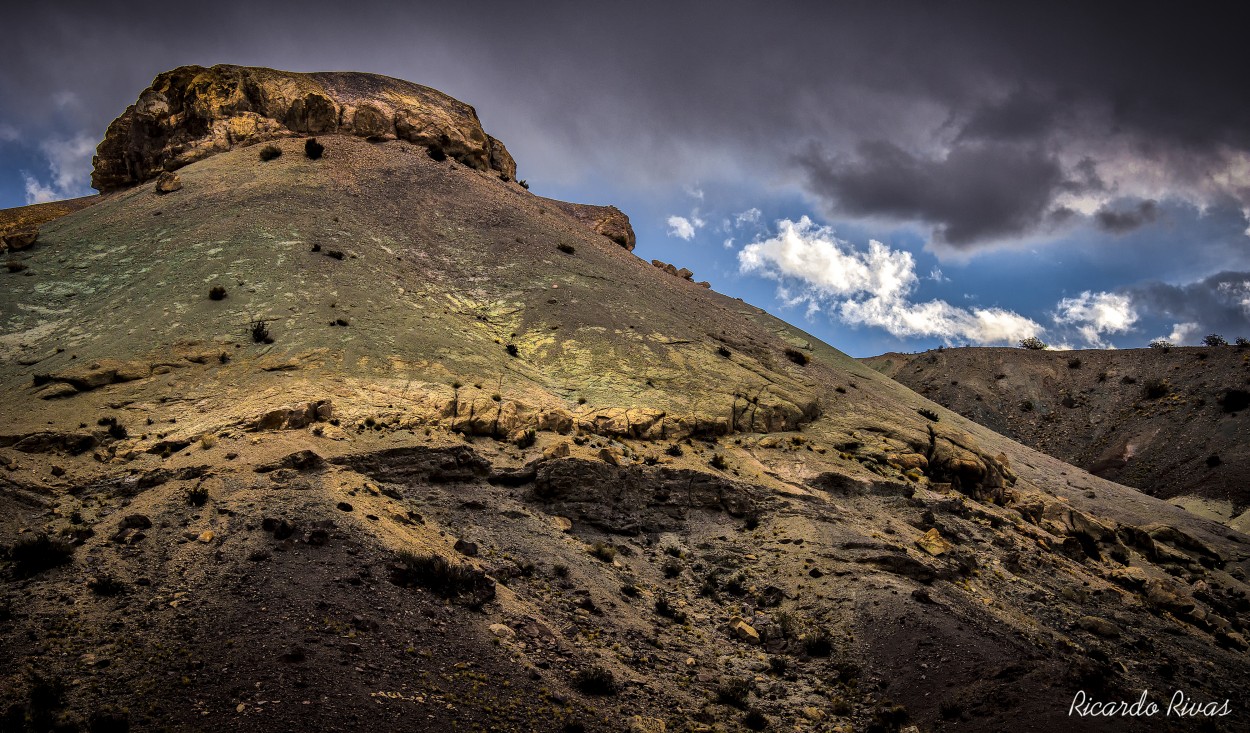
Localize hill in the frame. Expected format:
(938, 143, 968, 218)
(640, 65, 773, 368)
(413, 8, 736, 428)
(865, 347, 1250, 530)
(2, 65, 1250, 732)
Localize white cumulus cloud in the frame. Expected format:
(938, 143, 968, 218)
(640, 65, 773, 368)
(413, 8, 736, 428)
(1166, 322, 1201, 345)
(738, 217, 1043, 345)
(1052, 290, 1138, 347)
(22, 132, 96, 204)
(666, 210, 706, 240)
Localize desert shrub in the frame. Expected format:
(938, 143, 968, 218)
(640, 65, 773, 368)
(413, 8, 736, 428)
(552, 563, 569, 578)
(784, 347, 810, 365)
(514, 429, 536, 449)
(506, 344, 519, 357)
(258, 144, 282, 161)
(1219, 389, 1250, 413)
(801, 627, 833, 656)
(572, 665, 617, 695)
(1019, 400, 1034, 412)
(767, 655, 790, 675)
(588, 542, 616, 562)
(1019, 336, 1047, 350)
(917, 407, 939, 422)
(1121, 375, 1137, 385)
(1207, 454, 1223, 468)
(661, 557, 682, 578)
(1142, 379, 1169, 399)
(1096, 371, 1109, 383)
(305, 138, 324, 160)
(5, 259, 26, 273)
(519, 179, 530, 189)
(107, 422, 128, 440)
(391, 551, 494, 607)
(716, 678, 751, 708)
(1149, 339, 1173, 349)
(709, 453, 728, 470)
(654, 595, 687, 623)
(939, 699, 965, 720)
(665, 444, 684, 457)
(1068, 357, 1082, 369)
(187, 486, 209, 506)
(620, 583, 640, 597)
(249, 319, 273, 344)
(325, 249, 345, 260)
(7, 534, 74, 577)
(1236, 337, 1249, 347)
(742, 710, 768, 731)
(1204, 333, 1228, 347)
(87, 572, 127, 596)
(717, 346, 732, 358)
(209, 285, 227, 300)
(556, 243, 575, 254)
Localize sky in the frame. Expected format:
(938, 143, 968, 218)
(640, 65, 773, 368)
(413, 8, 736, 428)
(2, 1, 1249, 357)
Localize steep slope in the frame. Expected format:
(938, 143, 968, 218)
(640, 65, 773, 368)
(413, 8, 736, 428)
(866, 347, 1250, 527)
(3, 67, 1250, 732)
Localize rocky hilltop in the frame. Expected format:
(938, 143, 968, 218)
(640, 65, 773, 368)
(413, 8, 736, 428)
(2, 68, 1250, 732)
(91, 65, 517, 191)
(865, 347, 1250, 529)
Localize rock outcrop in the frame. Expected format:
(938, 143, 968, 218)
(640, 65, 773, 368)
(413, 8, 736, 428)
(542, 198, 636, 250)
(91, 64, 517, 191)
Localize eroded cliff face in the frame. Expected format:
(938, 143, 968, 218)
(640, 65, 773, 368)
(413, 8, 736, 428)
(91, 65, 518, 190)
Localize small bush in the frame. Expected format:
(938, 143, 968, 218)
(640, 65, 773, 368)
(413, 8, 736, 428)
(1142, 379, 1169, 399)
(717, 346, 732, 358)
(709, 453, 728, 470)
(1019, 400, 1034, 412)
(305, 138, 324, 160)
(1067, 357, 1082, 369)
(1121, 375, 1137, 385)
(391, 551, 495, 607)
(1204, 334, 1228, 347)
(506, 344, 519, 357)
(556, 243, 575, 255)
(1019, 336, 1047, 350)
(1236, 337, 1249, 347)
(209, 285, 227, 300)
(1219, 389, 1250, 414)
(1149, 339, 1173, 349)
(917, 407, 939, 422)
(187, 486, 209, 506)
(784, 347, 810, 365)
(801, 627, 833, 657)
(7, 534, 74, 577)
(662, 558, 682, 578)
(572, 665, 617, 696)
(716, 678, 751, 708)
(1096, 371, 1108, 383)
(742, 710, 768, 731)
(654, 595, 687, 623)
(1206, 454, 1223, 468)
(620, 583, 640, 597)
(552, 563, 569, 578)
(519, 179, 530, 190)
(87, 572, 127, 596)
(325, 249, 345, 260)
(665, 444, 684, 457)
(249, 319, 273, 344)
(939, 700, 965, 720)
(588, 542, 616, 562)
(107, 422, 128, 440)
(514, 429, 536, 449)
(258, 144, 282, 161)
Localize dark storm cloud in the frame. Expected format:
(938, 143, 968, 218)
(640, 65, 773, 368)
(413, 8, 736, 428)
(1095, 200, 1158, 234)
(1, 1, 1248, 247)
(1129, 272, 1250, 340)
(799, 141, 1069, 247)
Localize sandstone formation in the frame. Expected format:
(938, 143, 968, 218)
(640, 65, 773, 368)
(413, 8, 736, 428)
(91, 65, 518, 191)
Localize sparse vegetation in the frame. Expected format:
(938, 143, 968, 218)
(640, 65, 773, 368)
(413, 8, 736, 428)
(1204, 333, 1228, 347)
(249, 318, 273, 344)
(391, 551, 494, 607)
(662, 557, 683, 578)
(209, 285, 227, 300)
(571, 665, 617, 696)
(557, 243, 575, 254)
(87, 572, 127, 596)
(258, 144, 282, 161)
(506, 343, 519, 357)
(552, 563, 569, 578)
(6, 534, 74, 577)
(1149, 339, 1173, 349)
(1019, 399, 1034, 412)
(305, 138, 324, 160)
(515, 429, 536, 449)
(784, 347, 810, 365)
(1068, 357, 1082, 369)
(1219, 389, 1250, 414)
(716, 678, 751, 708)
(666, 443, 684, 457)
(588, 542, 616, 562)
(801, 627, 833, 656)
(187, 485, 209, 506)
(1019, 336, 1047, 350)
(917, 407, 939, 422)
(519, 179, 529, 190)
(717, 346, 732, 358)
(1237, 337, 1250, 347)
(654, 595, 688, 623)
(709, 453, 728, 470)
(1142, 379, 1169, 399)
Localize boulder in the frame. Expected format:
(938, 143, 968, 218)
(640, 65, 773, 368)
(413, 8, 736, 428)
(727, 616, 761, 644)
(154, 171, 182, 194)
(916, 528, 953, 556)
(2, 228, 38, 251)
